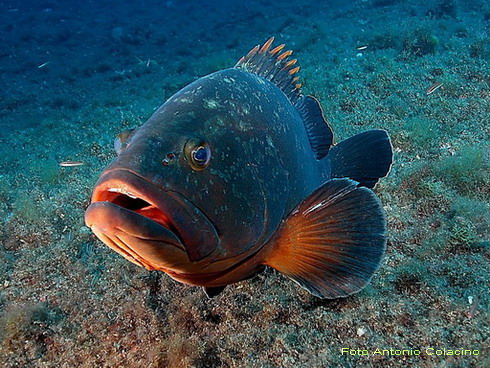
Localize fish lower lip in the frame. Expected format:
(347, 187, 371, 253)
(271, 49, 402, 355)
(90, 169, 220, 262)
(85, 201, 185, 251)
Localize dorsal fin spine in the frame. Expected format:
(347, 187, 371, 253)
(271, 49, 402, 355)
(270, 44, 285, 55)
(277, 50, 293, 61)
(259, 37, 274, 53)
(234, 37, 303, 104)
(284, 59, 297, 68)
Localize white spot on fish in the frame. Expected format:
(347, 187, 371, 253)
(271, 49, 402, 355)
(241, 104, 250, 115)
(177, 97, 193, 103)
(204, 99, 222, 109)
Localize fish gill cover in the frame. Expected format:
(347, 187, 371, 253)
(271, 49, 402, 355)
(0, 0, 489, 367)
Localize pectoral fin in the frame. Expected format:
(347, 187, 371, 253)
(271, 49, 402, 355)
(263, 179, 386, 299)
(114, 129, 135, 155)
(203, 286, 226, 298)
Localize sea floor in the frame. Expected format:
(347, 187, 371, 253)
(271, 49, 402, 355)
(0, 0, 489, 367)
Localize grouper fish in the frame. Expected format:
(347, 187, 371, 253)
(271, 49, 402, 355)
(85, 37, 393, 299)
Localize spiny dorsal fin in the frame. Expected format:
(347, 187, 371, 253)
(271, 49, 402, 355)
(295, 95, 333, 159)
(234, 37, 302, 104)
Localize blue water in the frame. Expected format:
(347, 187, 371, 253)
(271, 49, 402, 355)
(0, 0, 488, 367)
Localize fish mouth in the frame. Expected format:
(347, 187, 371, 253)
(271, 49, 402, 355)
(84, 169, 220, 271)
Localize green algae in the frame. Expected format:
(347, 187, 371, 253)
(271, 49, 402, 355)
(449, 218, 478, 249)
(404, 117, 441, 151)
(436, 146, 490, 198)
(0, 1, 489, 367)
(36, 159, 60, 185)
(401, 29, 439, 59)
(0, 303, 64, 360)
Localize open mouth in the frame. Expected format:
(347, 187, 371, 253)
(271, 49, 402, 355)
(85, 169, 220, 265)
(96, 186, 183, 243)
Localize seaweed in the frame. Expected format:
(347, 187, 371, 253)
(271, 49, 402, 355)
(369, 33, 401, 50)
(448, 217, 477, 250)
(394, 262, 426, 294)
(435, 146, 490, 198)
(404, 117, 441, 151)
(36, 158, 60, 184)
(0, 303, 64, 362)
(426, 0, 458, 19)
(469, 40, 489, 59)
(400, 29, 439, 59)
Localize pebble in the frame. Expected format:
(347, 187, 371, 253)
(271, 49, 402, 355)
(80, 226, 92, 234)
(357, 327, 367, 336)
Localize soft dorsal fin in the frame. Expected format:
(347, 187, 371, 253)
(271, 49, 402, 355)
(234, 37, 303, 104)
(295, 95, 333, 159)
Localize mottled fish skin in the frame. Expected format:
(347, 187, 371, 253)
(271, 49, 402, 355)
(104, 68, 327, 259)
(85, 39, 392, 296)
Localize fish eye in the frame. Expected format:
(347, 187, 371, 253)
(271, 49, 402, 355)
(184, 138, 211, 171)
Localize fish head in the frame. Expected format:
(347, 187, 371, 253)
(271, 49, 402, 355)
(85, 69, 288, 282)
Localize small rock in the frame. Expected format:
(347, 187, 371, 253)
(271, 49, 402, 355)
(80, 226, 91, 234)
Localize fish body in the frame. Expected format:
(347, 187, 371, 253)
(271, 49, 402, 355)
(85, 38, 393, 298)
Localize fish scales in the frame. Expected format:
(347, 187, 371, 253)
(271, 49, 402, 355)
(85, 38, 393, 299)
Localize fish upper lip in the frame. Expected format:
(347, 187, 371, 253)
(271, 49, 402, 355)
(90, 170, 184, 242)
(88, 169, 220, 262)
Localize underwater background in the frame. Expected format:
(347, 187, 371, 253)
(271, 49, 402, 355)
(0, 0, 489, 367)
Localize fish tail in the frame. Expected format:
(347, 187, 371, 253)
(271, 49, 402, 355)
(329, 129, 393, 188)
(263, 178, 386, 299)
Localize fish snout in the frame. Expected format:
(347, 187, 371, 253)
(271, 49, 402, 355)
(85, 169, 221, 272)
(85, 201, 189, 271)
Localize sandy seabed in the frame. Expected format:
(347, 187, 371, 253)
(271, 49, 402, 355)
(0, 0, 488, 367)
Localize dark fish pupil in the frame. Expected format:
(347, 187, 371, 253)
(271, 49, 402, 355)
(194, 146, 208, 162)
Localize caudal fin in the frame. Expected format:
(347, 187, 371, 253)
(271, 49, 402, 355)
(263, 179, 386, 299)
(329, 130, 393, 188)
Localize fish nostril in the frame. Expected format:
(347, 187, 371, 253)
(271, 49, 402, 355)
(162, 153, 176, 166)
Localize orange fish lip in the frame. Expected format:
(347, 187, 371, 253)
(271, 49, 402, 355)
(85, 169, 220, 264)
(85, 201, 187, 270)
(88, 170, 183, 243)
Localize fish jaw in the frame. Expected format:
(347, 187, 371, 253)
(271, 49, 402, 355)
(85, 201, 189, 270)
(84, 169, 220, 271)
